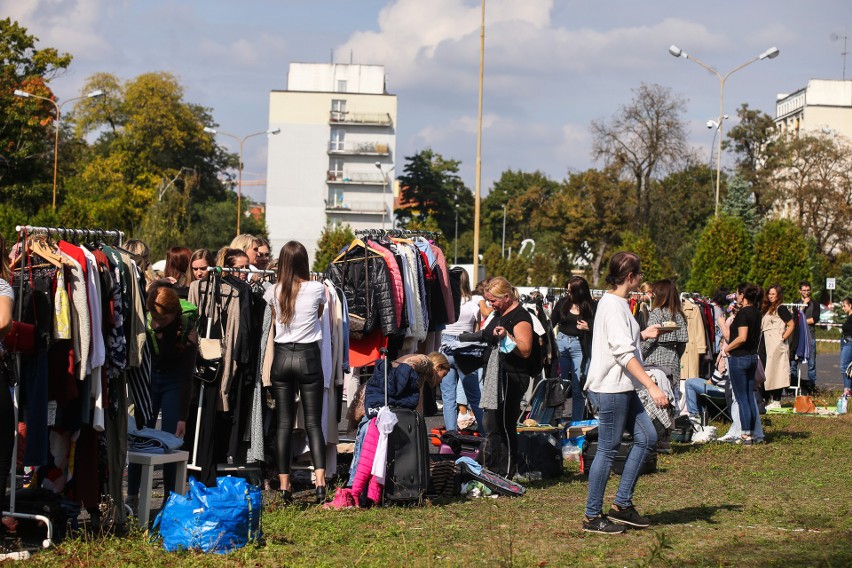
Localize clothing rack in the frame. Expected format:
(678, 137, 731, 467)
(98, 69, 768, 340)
(205, 266, 276, 275)
(2, 223, 126, 547)
(783, 303, 807, 309)
(15, 225, 124, 245)
(355, 228, 440, 241)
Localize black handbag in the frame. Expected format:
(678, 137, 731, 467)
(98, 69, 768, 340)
(194, 355, 223, 384)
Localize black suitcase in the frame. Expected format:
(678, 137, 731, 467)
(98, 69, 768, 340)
(582, 440, 657, 476)
(216, 463, 264, 487)
(384, 407, 430, 504)
(516, 427, 563, 479)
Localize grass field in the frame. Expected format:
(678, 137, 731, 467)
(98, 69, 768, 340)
(17, 404, 852, 567)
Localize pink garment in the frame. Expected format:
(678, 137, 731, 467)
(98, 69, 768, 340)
(430, 244, 457, 323)
(350, 418, 383, 505)
(367, 240, 404, 329)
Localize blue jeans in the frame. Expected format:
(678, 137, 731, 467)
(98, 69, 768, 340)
(556, 333, 586, 422)
(840, 339, 852, 391)
(584, 390, 657, 517)
(728, 354, 758, 435)
(684, 378, 724, 416)
(440, 335, 484, 433)
(346, 416, 370, 487)
(128, 369, 182, 497)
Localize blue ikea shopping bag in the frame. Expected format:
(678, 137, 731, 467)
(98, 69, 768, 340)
(152, 476, 263, 554)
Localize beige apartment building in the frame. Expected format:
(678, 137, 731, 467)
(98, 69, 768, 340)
(266, 63, 398, 261)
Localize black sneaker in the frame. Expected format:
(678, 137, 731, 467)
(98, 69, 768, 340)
(607, 505, 650, 528)
(582, 515, 626, 534)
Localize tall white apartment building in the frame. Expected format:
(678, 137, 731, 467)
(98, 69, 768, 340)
(266, 63, 397, 262)
(775, 79, 852, 139)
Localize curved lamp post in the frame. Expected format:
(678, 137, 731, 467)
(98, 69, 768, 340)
(14, 88, 105, 211)
(204, 126, 280, 235)
(669, 45, 779, 216)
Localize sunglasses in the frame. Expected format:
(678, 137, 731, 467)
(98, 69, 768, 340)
(257, 252, 270, 258)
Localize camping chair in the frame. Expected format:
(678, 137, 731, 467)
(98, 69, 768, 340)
(699, 392, 732, 426)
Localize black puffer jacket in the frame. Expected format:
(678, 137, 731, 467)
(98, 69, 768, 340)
(327, 243, 398, 336)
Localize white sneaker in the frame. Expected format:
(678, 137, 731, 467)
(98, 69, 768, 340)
(765, 401, 782, 410)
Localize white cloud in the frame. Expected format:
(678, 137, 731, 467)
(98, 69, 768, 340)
(0, 0, 114, 58)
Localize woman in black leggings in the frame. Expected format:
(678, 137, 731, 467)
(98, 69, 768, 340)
(263, 241, 328, 503)
(0, 234, 17, 535)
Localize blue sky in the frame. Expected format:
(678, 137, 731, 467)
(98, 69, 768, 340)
(5, 0, 850, 202)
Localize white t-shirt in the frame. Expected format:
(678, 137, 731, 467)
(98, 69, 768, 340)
(0, 278, 13, 300)
(444, 294, 483, 336)
(584, 292, 643, 393)
(263, 280, 327, 344)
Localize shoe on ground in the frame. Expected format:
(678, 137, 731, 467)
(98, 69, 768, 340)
(765, 401, 782, 410)
(582, 514, 626, 534)
(607, 504, 650, 528)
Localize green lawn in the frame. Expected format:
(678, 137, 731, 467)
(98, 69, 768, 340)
(20, 408, 852, 567)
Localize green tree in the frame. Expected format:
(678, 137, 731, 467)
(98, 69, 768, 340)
(394, 149, 473, 238)
(553, 167, 634, 284)
(720, 175, 759, 235)
(312, 224, 355, 272)
(723, 103, 776, 211)
(748, 219, 813, 297)
(619, 231, 667, 284)
(687, 214, 752, 296)
(647, 162, 715, 279)
(0, 18, 73, 236)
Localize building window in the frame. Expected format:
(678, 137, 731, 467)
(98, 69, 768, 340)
(336, 80, 348, 93)
(330, 128, 345, 151)
(329, 158, 343, 180)
(331, 99, 347, 121)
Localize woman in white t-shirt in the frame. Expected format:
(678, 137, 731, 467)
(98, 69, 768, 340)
(263, 241, 328, 504)
(440, 270, 485, 433)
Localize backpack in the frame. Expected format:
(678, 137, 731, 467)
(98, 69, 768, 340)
(146, 299, 199, 354)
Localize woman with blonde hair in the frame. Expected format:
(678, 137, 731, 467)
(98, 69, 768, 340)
(125, 239, 154, 283)
(230, 233, 263, 267)
(479, 276, 534, 478)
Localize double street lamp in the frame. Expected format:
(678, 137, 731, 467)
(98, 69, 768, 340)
(14, 88, 105, 211)
(668, 45, 779, 216)
(204, 126, 280, 235)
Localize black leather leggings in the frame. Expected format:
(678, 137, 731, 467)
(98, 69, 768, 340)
(270, 342, 326, 474)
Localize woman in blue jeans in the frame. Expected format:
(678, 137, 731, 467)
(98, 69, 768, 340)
(440, 270, 486, 432)
(723, 283, 763, 445)
(551, 276, 595, 423)
(840, 298, 852, 397)
(582, 252, 669, 534)
(127, 285, 197, 513)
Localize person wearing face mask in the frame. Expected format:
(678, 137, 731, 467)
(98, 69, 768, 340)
(582, 252, 668, 535)
(126, 286, 198, 514)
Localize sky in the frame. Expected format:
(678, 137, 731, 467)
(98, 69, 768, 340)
(4, 0, 850, 203)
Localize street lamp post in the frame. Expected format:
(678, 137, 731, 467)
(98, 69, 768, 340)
(501, 203, 507, 259)
(375, 162, 395, 230)
(668, 45, 779, 216)
(14, 88, 105, 211)
(204, 126, 280, 235)
(454, 204, 459, 265)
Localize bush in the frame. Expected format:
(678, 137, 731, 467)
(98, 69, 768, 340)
(748, 219, 812, 297)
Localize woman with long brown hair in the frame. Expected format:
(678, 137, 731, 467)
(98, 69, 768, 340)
(551, 275, 596, 422)
(263, 241, 328, 503)
(760, 284, 793, 408)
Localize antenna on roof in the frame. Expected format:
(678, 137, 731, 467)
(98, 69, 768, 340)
(831, 32, 849, 80)
(350, 49, 353, 64)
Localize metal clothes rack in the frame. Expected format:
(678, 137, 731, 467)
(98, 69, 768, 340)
(15, 225, 125, 245)
(3, 225, 123, 547)
(355, 228, 440, 241)
(205, 266, 275, 275)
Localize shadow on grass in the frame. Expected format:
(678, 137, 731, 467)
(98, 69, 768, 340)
(648, 503, 742, 525)
(764, 430, 811, 443)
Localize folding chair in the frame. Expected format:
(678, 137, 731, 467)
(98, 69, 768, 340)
(699, 392, 732, 426)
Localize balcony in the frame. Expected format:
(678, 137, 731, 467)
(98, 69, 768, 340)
(326, 171, 386, 185)
(329, 111, 393, 126)
(327, 141, 390, 156)
(325, 200, 387, 214)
